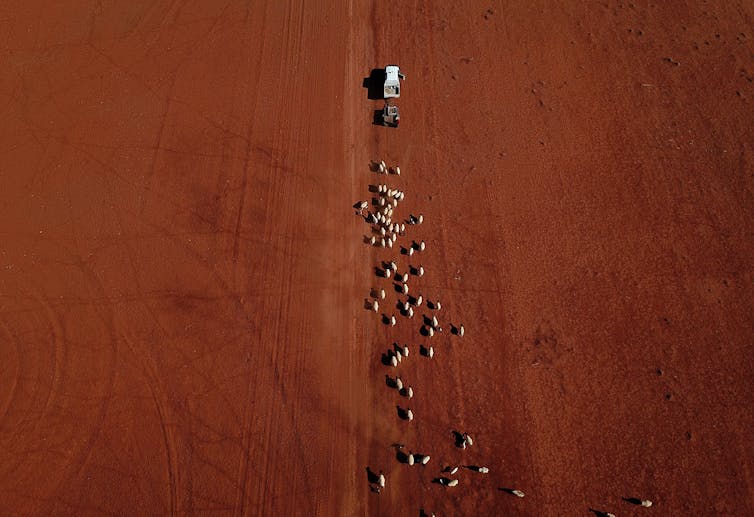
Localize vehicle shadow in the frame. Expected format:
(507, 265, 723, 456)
(362, 68, 385, 100)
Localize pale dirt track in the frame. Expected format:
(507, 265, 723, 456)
(1, 2, 753, 516)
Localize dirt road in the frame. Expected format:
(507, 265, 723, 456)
(1, 1, 752, 516)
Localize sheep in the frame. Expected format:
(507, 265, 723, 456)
(407, 453, 415, 466)
(387, 239, 393, 248)
(370, 236, 377, 245)
(372, 300, 379, 312)
(395, 165, 401, 175)
(467, 466, 490, 473)
(641, 500, 653, 508)
(392, 199, 398, 207)
(389, 261, 397, 271)
(440, 478, 459, 487)
(395, 377, 404, 391)
(402, 345, 409, 357)
(380, 289, 386, 300)
(417, 295, 423, 306)
(511, 489, 524, 498)
(390, 355, 398, 367)
(435, 301, 441, 310)
(432, 315, 439, 328)
(428, 346, 434, 358)
(417, 214, 424, 224)
(368, 213, 378, 224)
(402, 283, 409, 295)
(408, 247, 414, 256)
(460, 324, 465, 337)
(384, 268, 391, 278)
(401, 386, 413, 398)
(419, 240, 426, 251)
(418, 266, 425, 277)
(400, 223, 406, 234)
(407, 409, 414, 421)
(391, 315, 397, 326)
(479, 467, 489, 473)
(380, 227, 386, 236)
(414, 454, 430, 465)
(444, 466, 459, 475)
(380, 238, 386, 248)
(408, 307, 414, 318)
(378, 473, 386, 488)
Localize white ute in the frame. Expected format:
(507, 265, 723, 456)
(383, 65, 406, 98)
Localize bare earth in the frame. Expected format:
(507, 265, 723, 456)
(0, 2, 752, 516)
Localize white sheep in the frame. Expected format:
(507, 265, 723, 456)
(464, 433, 473, 446)
(402, 345, 409, 357)
(459, 324, 465, 337)
(427, 327, 434, 337)
(403, 386, 413, 398)
(447, 466, 459, 475)
(372, 300, 379, 312)
(418, 266, 425, 277)
(406, 409, 414, 421)
(408, 307, 414, 318)
(431, 316, 439, 328)
(370, 236, 376, 245)
(391, 234, 397, 243)
(378, 473, 386, 488)
(407, 453, 415, 466)
(428, 346, 434, 358)
(390, 315, 397, 326)
(447, 479, 459, 487)
(395, 165, 401, 175)
(358, 201, 368, 211)
(400, 223, 406, 233)
(380, 227, 386, 236)
(435, 300, 441, 310)
(417, 214, 424, 224)
(395, 377, 403, 391)
(390, 355, 398, 367)
(380, 238, 386, 248)
(416, 295, 423, 306)
(385, 269, 391, 278)
(641, 500, 653, 508)
(511, 489, 524, 498)
(387, 239, 393, 248)
(402, 284, 409, 295)
(392, 199, 398, 207)
(419, 240, 426, 251)
(408, 247, 414, 256)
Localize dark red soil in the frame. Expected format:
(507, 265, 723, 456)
(0, 2, 752, 516)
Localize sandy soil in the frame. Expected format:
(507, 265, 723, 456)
(1, 1, 752, 516)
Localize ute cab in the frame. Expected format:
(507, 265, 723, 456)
(384, 65, 406, 98)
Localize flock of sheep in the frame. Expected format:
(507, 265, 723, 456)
(354, 160, 654, 516)
(356, 160, 500, 514)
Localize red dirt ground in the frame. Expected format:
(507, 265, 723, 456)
(1, 2, 752, 516)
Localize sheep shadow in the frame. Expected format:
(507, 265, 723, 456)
(498, 488, 522, 496)
(432, 477, 451, 485)
(419, 345, 431, 357)
(385, 375, 399, 389)
(622, 497, 644, 505)
(419, 326, 430, 337)
(362, 68, 385, 100)
(364, 299, 375, 311)
(589, 510, 614, 517)
(368, 184, 379, 193)
(381, 352, 395, 366)
(396, 406, 411, 420)
(463, 465, 482, 472)
(395, 449, 411, 464)
(452, 430, 466, 448)
(365, 466, 380, 484)
(450, 324, 459, 335)
(427, 300, 437, 309)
